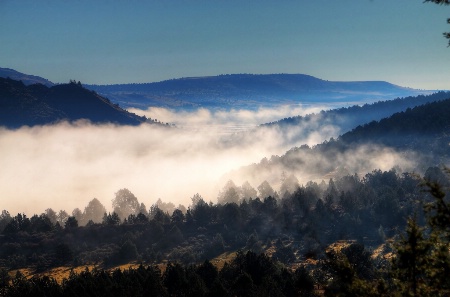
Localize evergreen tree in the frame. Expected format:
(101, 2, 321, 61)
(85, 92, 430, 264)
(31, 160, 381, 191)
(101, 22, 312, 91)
(391, 216, 432, 296)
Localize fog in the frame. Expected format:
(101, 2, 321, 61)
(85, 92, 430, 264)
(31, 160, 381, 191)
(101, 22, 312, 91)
(0, 105, 418, 216)
(220, 144, 418, 194)
(128, 104, 328, 134)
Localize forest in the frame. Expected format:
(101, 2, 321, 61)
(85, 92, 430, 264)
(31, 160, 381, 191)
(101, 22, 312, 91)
(0, 165, 449, 296)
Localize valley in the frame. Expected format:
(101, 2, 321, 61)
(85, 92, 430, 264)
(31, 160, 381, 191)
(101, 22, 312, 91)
(0, 69, 449, 296)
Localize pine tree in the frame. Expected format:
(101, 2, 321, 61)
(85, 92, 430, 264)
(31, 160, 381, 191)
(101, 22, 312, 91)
(391, 216, 432, 297)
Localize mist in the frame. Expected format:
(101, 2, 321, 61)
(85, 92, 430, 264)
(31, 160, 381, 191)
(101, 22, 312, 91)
(128, 104, 329, 134)
(0, 105, 418, 216)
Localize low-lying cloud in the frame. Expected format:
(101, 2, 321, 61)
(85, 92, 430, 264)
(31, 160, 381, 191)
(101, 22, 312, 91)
(128, 104, 328, 133)
(0, 106, 419, 216)
(0, 119, 286, 216)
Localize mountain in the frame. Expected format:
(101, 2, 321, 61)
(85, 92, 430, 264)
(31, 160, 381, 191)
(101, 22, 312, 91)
(85, 74, 430, 110)
(0, 77, 150, 128)
(337, 98, 450, 150)
(0, 67, 54, 87)
(261, 91, 450, 138)
(229, 97, 450, 186)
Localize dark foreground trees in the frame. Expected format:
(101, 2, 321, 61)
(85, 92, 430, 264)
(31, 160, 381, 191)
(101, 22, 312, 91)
(1, 251, 318, 297)
(389, 170, 450, 297)
(1, 167, 450, 295)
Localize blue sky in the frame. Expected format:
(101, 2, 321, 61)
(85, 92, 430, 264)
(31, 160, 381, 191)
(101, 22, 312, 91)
(0, 0, 449, 89)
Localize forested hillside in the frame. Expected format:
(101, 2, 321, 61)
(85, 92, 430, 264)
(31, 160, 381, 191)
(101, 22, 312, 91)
(234, 97, 450, 187)
(0, 166, 449, 296)
(262, 91, 450, 136)
(0, 78, 156, 128)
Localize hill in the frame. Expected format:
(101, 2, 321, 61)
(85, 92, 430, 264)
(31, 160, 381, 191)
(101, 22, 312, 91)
(230, 97, 450, 186)
(0, 78, 151, 128)
(261, 91, 450, 138)
(0, 67, 54, 87)
(85, 74, 429, 109)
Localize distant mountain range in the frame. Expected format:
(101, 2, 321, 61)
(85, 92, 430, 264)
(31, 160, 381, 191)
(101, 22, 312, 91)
(0, 67, 443, 131)
(0, 77, 150, 129)
(85, 74, 430, 110)
(0, 67, 434, 111)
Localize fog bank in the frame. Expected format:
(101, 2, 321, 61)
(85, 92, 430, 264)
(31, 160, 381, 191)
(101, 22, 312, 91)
(0, 106, 418, 215)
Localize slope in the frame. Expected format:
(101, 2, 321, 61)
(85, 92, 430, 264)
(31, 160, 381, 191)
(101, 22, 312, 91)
(262, 91, 450, 138)
(0, 78, 149, 129)
(230, 97, 450, 187)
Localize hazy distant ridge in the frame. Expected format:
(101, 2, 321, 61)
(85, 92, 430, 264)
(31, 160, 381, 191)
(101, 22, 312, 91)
(85, 74, 429, 109)
(0, 67, 54, 87)
(262, 91, 450, 135)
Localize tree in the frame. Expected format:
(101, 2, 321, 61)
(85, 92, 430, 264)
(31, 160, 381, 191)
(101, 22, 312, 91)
(103, 212, 121, 225)
(293, 266, 315, 295)
(163, 262, 188, 295)
(3, 213, 30, 234)
(138, 202, 148, 216)
(171, 209, 185, 225)
(152, 206, 171, 225)
(273, 241, 296, 264)
(71, 208, 84, 225)
(30, 214, 53, 233)
(385, 168, 450, 296)
(65, 216, 78, 229)
(112, 188, 140, 221)
(0, 210, 12, 233)
(219, 202, 241, 228)
(279, 174, 300, 198)
(83, 198, 107, 224)
(56, 210, 69, 226)
(55, 243, 73, 265)
(196, 260, 218, 289)
(44, 208, 58, 225)
(118, 240, 138, 262)
(155, 198, 175, 215)
(190, 194, 211, 226)
(240, 181, 257, 200)
(323, 243, 379, 297)
(0, 268, 10, 294)
(425, 0, 450, 45)
(217, 180, 240, 204)
(421, 169, 450, 293)
(391, 216, 433, 297)
(423, 173, 450, 239)
(257, 180, 277, 199)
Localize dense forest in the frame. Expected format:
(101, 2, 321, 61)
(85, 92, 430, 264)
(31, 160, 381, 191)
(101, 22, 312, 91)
(0, 166, 449, 296)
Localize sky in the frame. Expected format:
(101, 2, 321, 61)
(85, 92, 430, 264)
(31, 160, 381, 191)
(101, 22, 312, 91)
(0, 0, 449, 90)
